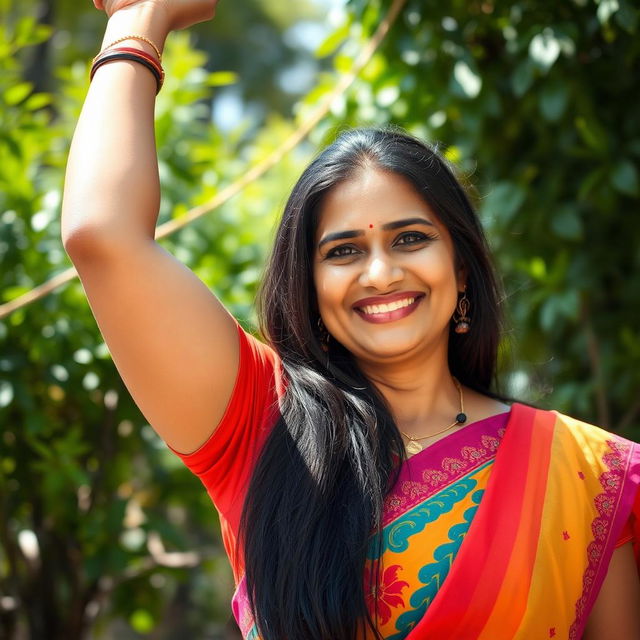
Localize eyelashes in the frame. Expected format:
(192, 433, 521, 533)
(325, 245, 359, 259)
(323, 231, 437, 260)
(395, 231, 437, 246)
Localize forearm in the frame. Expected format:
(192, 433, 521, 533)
(61, 5, 170, 249)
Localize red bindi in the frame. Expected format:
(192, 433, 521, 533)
(369, 224, 374, 229)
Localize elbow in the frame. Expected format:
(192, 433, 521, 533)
(61, 222, 112, 263)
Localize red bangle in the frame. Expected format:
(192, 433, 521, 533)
(90, 47, 165, 93)
(90, 52, 164, 93)
(93, 46, 161, 69)
(98, 46, 164, 84)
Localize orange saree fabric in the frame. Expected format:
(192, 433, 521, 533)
(403, 404, 640, 639)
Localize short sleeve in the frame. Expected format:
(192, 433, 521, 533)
(169, 322, 283, 536)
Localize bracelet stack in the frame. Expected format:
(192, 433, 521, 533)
(90, 35, 164, 94)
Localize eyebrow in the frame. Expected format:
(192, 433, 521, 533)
(317, 217, 436, 249)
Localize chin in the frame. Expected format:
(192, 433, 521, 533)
(352, 338, 421, 362)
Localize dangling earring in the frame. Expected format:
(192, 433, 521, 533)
(453, 290, 471, 334)
(317, 317, 330, 352)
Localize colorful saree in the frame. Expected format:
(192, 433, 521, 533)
(377, 403, 640, 639)
(230, 404, 640, 639)
(171, 327, 640, 639)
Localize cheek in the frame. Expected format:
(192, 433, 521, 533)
(313, 265, 333, 309)
(314, 264, 350, 315)
(411, 248, 457, 284)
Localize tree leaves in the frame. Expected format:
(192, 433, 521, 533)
(529, 28, 561, 72)
(611, 159, 639, 196)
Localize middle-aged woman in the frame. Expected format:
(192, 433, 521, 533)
(61, 1, 640, 638)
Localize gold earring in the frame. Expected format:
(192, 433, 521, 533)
(453, 291, 471, 334)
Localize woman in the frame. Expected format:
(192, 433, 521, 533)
(61, 1, 640, 638)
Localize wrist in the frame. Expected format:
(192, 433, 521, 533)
(101, 3, 171, 57)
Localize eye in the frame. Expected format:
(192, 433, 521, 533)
(394, 231, 435, 247)
(325, 244, 360, 259)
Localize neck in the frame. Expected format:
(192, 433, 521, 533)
(357, 342, 460, 435)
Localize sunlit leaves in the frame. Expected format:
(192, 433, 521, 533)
(529, 29, 561, 71)
(2, 0, 640, 636)
(453, 60, 482, 98)
(325, 0, 639, 425)
(0, 23, 280, 638)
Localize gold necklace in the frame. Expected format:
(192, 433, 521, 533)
(400, 378, 467, 456)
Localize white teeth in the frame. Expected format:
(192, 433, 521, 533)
(361, 297, 416, 315)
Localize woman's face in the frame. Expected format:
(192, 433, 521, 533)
(313, 167, 464, 368)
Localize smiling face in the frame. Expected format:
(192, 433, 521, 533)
(313, 167, 465, 369)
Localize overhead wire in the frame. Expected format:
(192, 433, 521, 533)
(0, 0, 407, 320)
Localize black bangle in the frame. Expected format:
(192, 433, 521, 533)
(90, 52, 162, 94)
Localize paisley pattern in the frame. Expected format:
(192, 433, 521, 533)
(377, 474, 481, 556)
(361, 421, 507, 639)
(386, 490, 484, 639)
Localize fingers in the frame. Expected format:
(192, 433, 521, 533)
(168, 0, 220, 31)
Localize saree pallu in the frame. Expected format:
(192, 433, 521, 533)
(396, 404, 640, 639)
(233, 404, 640, 640)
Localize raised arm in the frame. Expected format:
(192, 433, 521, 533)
(61, 0, 240, 454)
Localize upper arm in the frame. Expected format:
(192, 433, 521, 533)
(583, 541, 640, 639)
(65, 234, 240, 454)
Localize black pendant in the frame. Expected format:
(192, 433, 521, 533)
(456, 412, 467, 424)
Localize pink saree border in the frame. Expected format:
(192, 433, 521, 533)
(232, 575, 256, 639)
(569, 434, 640, 638)
(382, 411, 510, 528)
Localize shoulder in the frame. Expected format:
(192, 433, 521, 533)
(508, 403, 640, 486)
(512, 402, 637, 452)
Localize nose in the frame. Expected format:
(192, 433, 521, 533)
(359, 254, 403, 291)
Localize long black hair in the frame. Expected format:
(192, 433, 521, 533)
(239, 127, 503, 639)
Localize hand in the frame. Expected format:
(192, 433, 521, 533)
(92, 0, 219, 31)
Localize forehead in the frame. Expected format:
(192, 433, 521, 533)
(315, 168, 438, 237)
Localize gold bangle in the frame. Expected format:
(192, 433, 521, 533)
(100, 34, 162, 62)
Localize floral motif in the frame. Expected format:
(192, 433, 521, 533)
(591, 517, 609, 539)
(401, 480, 426, 500)
(442, 457, 468, 472)
(587, 541, 603, 562)
(600, 471, 621, 491)
(594, 493, 615, 517)
(422, 469, 448, 486)
(481, 435, 500, 450)
(384, 495, 406, 512)
(365, 564, 409, 626)
(461, 445, 487, 460)
(381, 416, 509, 527)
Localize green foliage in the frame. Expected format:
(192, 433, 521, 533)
(2, 0, 639, 637)
(0, 20, 308, 640)
(321, 0, 639, 433)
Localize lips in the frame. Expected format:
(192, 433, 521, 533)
(353, 292, 425, 323)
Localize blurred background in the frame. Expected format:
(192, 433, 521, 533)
(1, 0, 639, 637)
